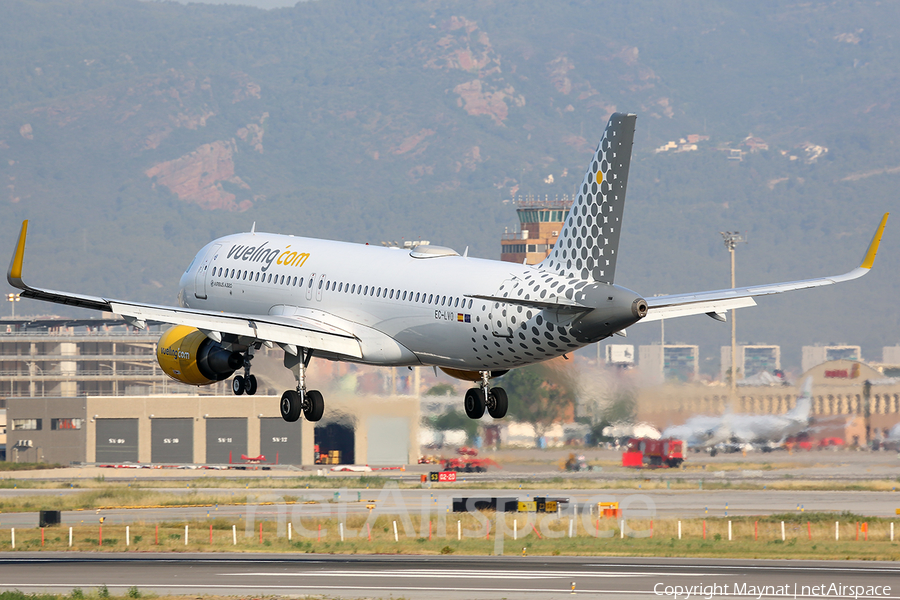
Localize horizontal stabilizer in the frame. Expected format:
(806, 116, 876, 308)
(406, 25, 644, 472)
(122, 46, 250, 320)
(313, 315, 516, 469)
(465, 294, 591, 313)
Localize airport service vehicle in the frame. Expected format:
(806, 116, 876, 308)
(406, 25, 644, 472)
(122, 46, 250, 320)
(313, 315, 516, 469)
(6, 114, 888, 424)
(623, 437, 684, 468)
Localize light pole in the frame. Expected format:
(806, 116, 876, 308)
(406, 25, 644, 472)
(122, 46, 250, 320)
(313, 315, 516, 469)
(6, 293, 19, 318)
(720, 231, 747, 395)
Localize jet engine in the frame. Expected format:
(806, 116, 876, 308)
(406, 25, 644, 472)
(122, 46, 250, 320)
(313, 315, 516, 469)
(156, 325, 243, 385)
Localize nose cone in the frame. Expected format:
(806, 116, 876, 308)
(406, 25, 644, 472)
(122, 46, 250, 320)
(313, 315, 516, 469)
(569, 284, 647, 343)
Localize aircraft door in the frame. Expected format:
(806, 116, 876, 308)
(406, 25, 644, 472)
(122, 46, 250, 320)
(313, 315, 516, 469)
(193, 244, 221, 300)
(315, 274, 327, 302)
(306, 273, 316, 301)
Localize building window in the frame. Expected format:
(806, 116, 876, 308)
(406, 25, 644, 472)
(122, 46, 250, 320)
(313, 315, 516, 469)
(51, 418, 83, 430)
(12, 418, 41, 431)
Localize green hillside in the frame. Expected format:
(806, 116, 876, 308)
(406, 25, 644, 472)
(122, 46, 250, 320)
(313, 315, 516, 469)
(0, 0, 897, 372)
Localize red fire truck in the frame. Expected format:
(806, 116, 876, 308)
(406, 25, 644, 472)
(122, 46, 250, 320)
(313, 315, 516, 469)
(622, 437, 685, 468)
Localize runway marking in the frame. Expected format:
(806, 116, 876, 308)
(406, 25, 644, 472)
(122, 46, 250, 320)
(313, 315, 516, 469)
(584, 563, 900, 574)
(5, 584, 900, 599)
(227, 569, 711, 579)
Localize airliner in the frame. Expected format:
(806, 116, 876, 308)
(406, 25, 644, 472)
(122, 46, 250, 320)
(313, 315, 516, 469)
(663, 378, 814, 454)
(6, 114, 889, 424)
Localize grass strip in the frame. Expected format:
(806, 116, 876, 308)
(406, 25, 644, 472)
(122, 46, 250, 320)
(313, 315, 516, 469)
(1, 512, 898, 561)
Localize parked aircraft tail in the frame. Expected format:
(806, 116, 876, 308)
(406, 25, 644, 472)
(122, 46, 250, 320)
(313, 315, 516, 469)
(539, 112, 636, 284)
(787, 377, 814, 421)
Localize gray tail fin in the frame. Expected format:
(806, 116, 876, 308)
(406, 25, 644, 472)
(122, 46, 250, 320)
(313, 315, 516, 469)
(787, 377, 814, 420)
(539, 112, 636, 283)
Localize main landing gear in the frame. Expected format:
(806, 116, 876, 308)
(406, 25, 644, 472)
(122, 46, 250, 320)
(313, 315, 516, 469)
(464, 371, 508, 420)
(280, 349, 325, 422)
(231, 349, 258, 396)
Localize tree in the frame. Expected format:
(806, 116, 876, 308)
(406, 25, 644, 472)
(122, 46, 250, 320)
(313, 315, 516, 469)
(423, 409, 479, 445)
(500, 361, 576, 446)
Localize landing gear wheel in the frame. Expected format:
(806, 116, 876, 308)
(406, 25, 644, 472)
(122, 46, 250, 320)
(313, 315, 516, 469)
(488, 387, 508, 419)
(280, 390, 301, 422)
(232, 375, 245, 396)
(464, 388, 485, 419)
(304, 390, 325, 422)
(244, 374, 258, 396)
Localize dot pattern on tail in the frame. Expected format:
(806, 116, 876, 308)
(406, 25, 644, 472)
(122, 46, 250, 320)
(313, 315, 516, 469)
(540, 113, 636, 284)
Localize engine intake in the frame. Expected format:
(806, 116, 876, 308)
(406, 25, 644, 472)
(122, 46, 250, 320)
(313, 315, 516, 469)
(157, 325, 242, 386)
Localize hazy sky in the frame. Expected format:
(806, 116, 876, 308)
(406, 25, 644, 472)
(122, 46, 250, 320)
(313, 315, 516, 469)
(168, 0, 299, 9)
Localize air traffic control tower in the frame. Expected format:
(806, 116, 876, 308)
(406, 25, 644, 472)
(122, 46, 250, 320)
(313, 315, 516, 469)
(500, 195, 572, 265)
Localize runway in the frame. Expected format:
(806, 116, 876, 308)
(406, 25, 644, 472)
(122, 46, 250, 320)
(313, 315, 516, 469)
(0, 553, 897, 599)
(1, 487, 898, 528)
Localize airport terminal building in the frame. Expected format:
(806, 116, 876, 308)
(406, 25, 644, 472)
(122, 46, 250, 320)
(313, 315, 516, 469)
(637, 359, 900, 446)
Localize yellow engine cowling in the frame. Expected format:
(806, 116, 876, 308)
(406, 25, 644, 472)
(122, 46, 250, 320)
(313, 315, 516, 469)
(157, 325, 243, 386)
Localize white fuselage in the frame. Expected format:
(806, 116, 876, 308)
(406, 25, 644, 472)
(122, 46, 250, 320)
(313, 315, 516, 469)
(178, 232, 638, 370)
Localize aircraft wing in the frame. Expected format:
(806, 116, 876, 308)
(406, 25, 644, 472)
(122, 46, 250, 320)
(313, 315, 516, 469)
(6, 220, 363, 359)
(642, 213, 889, 323)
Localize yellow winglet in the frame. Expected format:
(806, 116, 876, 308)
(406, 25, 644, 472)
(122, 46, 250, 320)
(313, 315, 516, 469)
(7, 220, 28, 287)
(860, 212, 889, 270)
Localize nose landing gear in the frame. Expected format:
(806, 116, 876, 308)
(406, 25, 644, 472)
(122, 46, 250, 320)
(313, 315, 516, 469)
(464, 371, 508, 420)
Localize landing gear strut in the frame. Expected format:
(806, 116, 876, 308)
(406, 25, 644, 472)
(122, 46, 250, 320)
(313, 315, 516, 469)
(232, 348, 258, 396)
(465, 371, 508, 420)
(281, 349, 325, 422)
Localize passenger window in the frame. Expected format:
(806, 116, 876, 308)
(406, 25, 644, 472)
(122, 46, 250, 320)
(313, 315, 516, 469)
(299, 277, 303, 287)
(278, 275, 283, 285)
(377, 287, 382, 297)
(468, 299, 473, 309)
(454, 298, 459, 307)
(364, 285, 369, 295)
(389, 289, 394, 299)
(318, 279, 323, 289)
(338, 282, 343, 292)
(292, 277, 297, 286)
(442, 296, 446, 306)
(351, 284, 356, 293)
(231, 269, 235, 278)
(308, 278, 314, 288)
(428, 294, 433, 304)
(402, 291, 407, 301)
(415, 292, 420, 302)
(243, 271, 248, 281)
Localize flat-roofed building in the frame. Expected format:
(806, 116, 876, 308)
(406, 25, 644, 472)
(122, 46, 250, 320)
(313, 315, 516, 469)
(720, 344, 781, 381)
(639, 344, 699, 385)
(6, 393, 419, 466)
(802, 345, 861, 373)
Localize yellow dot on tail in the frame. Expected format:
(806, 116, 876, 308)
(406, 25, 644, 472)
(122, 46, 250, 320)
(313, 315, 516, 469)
(596, 171, 603, 184)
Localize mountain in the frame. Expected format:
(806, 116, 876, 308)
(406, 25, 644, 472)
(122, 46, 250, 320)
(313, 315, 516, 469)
(0, 0, 898, 372)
